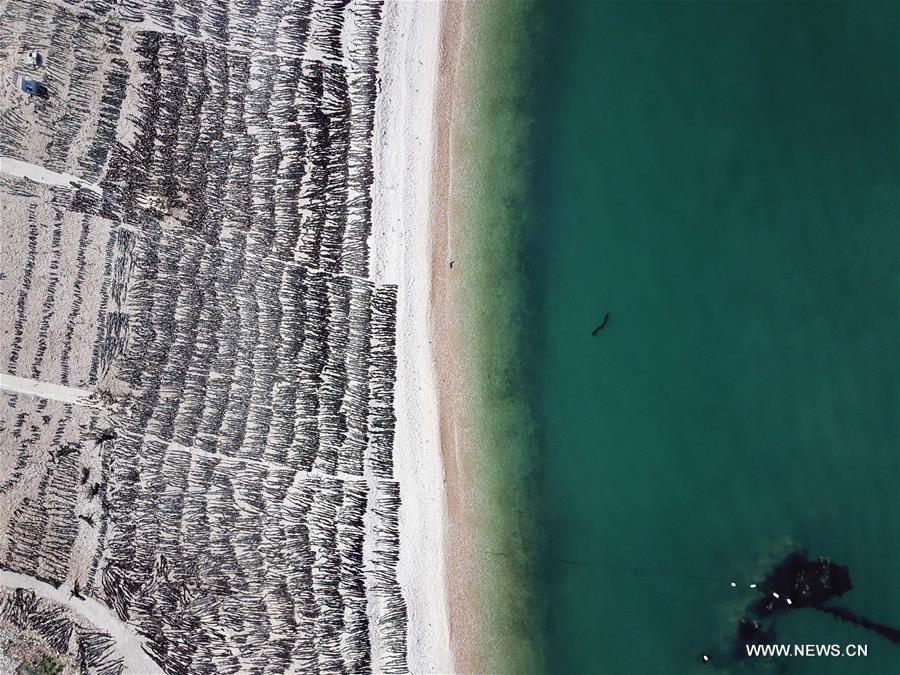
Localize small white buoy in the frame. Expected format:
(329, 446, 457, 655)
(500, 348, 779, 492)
(750, 583, 757, 589)
(772, 592, 780, 599)
(786, 598, 792, 605)
(730, 582, 737, 588)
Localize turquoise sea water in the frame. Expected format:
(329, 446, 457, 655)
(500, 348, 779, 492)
(517, 2, 899, 673)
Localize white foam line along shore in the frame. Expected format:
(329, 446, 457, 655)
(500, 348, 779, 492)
(370, 1, 451, 672)
(0, 570, 164, 674)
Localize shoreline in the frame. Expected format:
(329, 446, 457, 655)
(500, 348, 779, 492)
(371, 1, 543, 671)
(430, 1, 546, 672)
(428, 0, 475, 673)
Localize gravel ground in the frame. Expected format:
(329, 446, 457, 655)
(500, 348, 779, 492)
(0, 623, 76, 675)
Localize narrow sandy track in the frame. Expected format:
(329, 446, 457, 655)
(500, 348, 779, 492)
(0, 157, 101, 194)
(0, 373, 93, 406)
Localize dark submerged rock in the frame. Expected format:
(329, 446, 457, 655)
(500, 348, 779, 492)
(753, 550, 851, 616)
(732, 549, 898, 662)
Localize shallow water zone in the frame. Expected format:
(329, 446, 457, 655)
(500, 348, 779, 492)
(525, 1, 899, 674)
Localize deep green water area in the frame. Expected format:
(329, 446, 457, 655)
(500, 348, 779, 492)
(516, 1, 899, 673)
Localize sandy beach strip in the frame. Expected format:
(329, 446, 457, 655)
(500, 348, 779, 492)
(370, 1, 454, 672)
(427, 1, 481, 673)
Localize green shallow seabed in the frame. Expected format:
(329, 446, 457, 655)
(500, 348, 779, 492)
(453, 1, 545, 672)
(523, 2, 899, 674)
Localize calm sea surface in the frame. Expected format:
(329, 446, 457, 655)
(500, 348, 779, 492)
(521, 2, 899, 673)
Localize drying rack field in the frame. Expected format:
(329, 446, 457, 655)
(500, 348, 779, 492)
(0, 0, 409, 672)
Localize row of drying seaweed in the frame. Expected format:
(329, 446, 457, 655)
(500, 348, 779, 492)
(87, 215, 134, 387)
(57, 215, 96, 386)
(4, 202, 40, 376)
(42, 11, 104, 172)
(4, 446, 85, 586)
(0, 189, 135, 659)
(0, 0, 314, 192)
(118, 0, 314, 57)
(0, 405, 34, 497)
(83, 216, 399, 480)
(47, 0, 315, 58)
(0, 587, 125, 675)
(0, 0, 410, 670)
(0, 392, 77, 497)
(110, 29, 372, 278)
(90, 431, 380, 674)
(0, 0, 318, 183)
(0, 0, 382, 280)
(371, 481, 408, 674)
(2, 396, 107, 591)
(0, 183, 121, 389)
(77, 51, 130, 186)
(24, 206, 64, 383)
(343, 0, 383, 279)
(0, 0, 121, 176)
(369, 286, 398, 479)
